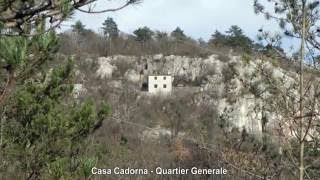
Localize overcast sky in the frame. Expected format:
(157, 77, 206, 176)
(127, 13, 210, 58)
(64, 0, 285, 43)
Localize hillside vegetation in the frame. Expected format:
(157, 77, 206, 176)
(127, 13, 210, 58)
(0, 1, 320, 179)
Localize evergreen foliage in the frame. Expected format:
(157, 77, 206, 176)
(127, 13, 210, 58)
(209, 25, 254, 53)
(0, 17, 110, 180)
(133, 26, 154, 43)
(209, 30, 227, 47)
(155, 31, 169, 41)
(171, 27, 187, 41)
(0, 0, 139, 34)
(254, 1, 320, 179)
(102, 17, 119, 39)
(71, 21, 87, 35)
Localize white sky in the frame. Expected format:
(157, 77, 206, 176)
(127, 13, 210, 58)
(62, 0, 297, 50)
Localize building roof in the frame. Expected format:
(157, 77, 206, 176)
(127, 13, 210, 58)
(148, 75, 172, 77)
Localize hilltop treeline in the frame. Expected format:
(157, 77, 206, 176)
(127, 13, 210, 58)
(59, 18, 280, 57)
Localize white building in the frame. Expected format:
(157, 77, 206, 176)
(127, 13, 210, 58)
(148, 75, 173, 95)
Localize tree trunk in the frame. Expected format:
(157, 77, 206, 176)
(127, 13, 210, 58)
(299, 1, 306, 180)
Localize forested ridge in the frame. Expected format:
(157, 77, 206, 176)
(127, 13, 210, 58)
(0, 0, 319, 180)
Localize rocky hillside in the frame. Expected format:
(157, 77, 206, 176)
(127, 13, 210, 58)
(74, 54, 318, 139)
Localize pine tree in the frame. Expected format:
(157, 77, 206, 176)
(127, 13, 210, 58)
(0, 0, 140, 34)
(209, 30, 227, 47)
(72, 20, 87, 35)
(0, 25, 111, 179)
(155, 31, 168, 41)
(102, 17, 119, 39)
(0, 0, 139, 179)
(226, 25, 243, 38)
(209, 26, 253, 53)
(254, 0, 320, 179)
(171, 27, 187, 41)
(133, 26, 154, 48)
(102, 17, 119, 55)
(225, 25, 253, 53)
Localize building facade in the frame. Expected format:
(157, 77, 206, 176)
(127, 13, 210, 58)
(148, 75, 173, 95)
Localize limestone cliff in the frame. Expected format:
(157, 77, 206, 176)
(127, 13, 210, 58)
(76, 54, 319, 138)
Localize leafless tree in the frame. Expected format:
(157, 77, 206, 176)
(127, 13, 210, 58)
(0, 0, 140, 36)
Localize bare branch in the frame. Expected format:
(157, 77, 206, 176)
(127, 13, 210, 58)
(75, 0, 141, 14)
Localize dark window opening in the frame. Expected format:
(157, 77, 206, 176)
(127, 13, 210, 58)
(141, 82, 148, 91)
(145, 64, 148, 70)
(163, 77, 166, 80)
(154, 77, 157, 80)
(154, 84, 158, 88)
(163, 84, 167, 88)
